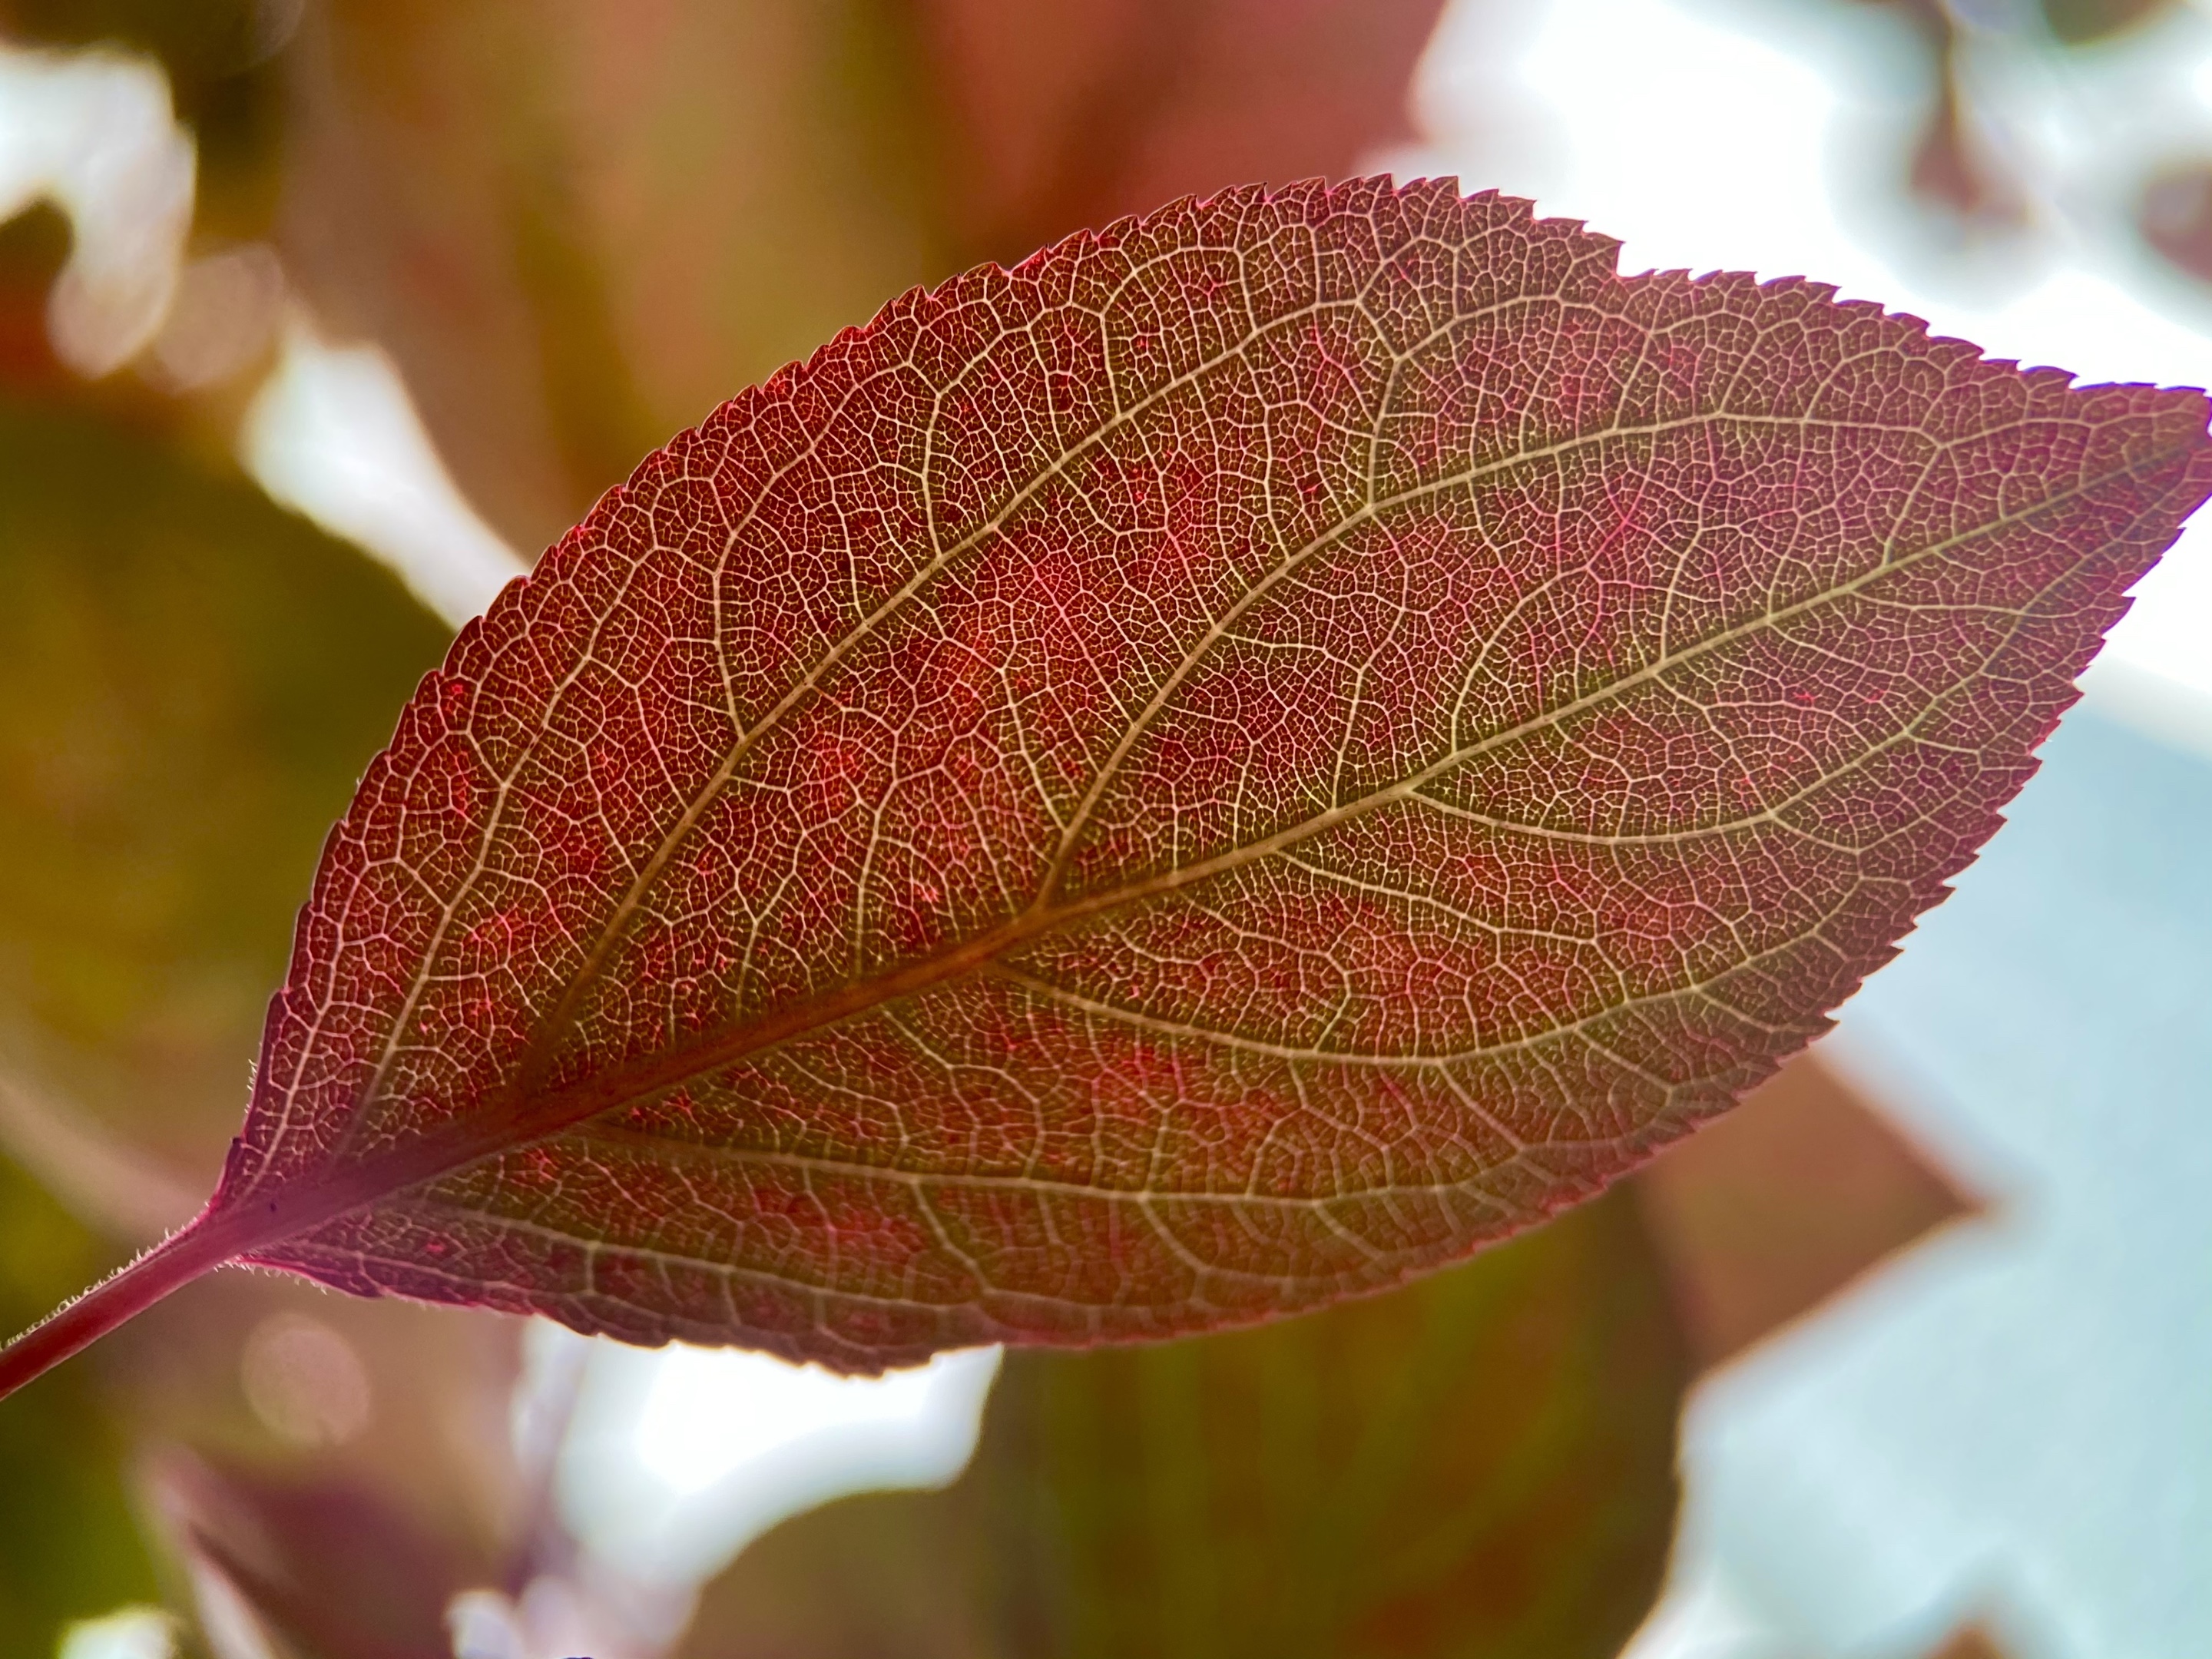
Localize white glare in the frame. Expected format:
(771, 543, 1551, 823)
(240, 311, 528, 629)
(147, 242, 285, 392)
(446, 1573, 689, 1659)
(0, 44, 194, 377)
(56, 1608, 175, 1659)
(237, 1311, 373, 1449)
(550, 1328, 1001, 1589)
(632, 1340, 979, 1495)
(1520, 0, 1871, 290)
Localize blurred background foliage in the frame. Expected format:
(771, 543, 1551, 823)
(0, 0, 2155, 1651)
(270, 0, 1445, 551)
(0, 357, 449, 1195)
(0, 1153, 158, 1656)
(687, 1188, 1686, 1659)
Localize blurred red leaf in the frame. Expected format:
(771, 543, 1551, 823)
(154, 1450, 490, 1659)
(1908, 78, 2024, 231)
(914, 0, 1444, 263)
(1792, 0, 2022, 233)
(1928, 1622, 2015, 1659)
(2139, 160, 2212, 286)
(6, 179, 2210, 1392)
(1634, 1050, 1971, 1367)
(0, 208, 74, 399)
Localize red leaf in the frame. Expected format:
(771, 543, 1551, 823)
(7, 180, 2209, 1386)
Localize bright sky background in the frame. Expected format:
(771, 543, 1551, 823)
(548, 1326, 1000, 1590)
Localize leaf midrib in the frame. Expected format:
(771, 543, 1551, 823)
(470, 296, 1969, 1101)
(517, 276, 1479, 1084)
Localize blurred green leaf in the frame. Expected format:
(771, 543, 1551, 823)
(2037, 0, 2172, 45)
(0, 392, 449, 1196)
(0, 1151, 161, 1654)
(685, 1187, 1684, 1659)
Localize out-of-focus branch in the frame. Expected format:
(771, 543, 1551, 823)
(0, 1063, 200, 1245)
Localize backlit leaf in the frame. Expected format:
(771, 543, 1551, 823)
(8, 179, 2210, 1385)
(686, 1185, 1683, 1659)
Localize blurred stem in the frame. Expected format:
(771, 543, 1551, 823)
(0, 1211, 240, 1403)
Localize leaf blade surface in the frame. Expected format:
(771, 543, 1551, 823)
(213, 180, 2212, 1369)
